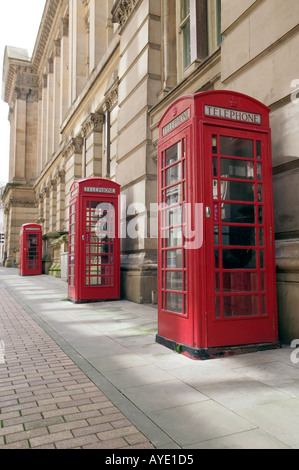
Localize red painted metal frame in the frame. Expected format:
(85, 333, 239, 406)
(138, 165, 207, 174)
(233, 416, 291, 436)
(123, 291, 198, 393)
(157, 91, 278, 355)
(19, 223, 42, 276)
(67, 178, 121, 303)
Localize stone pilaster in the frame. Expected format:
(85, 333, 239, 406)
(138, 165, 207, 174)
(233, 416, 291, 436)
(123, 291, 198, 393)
(55, 170, 66, 232)
(52, 40, 61, 154)
(42, 187, 50, 234)
(63, 138, 83, 227)
(60, 16, 70, 129)
(81, 113, 104, 178)
(49, 179, 57, 233)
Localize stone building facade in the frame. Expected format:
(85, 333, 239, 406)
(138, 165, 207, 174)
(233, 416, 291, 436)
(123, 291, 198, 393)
(2, 0, 299, 341)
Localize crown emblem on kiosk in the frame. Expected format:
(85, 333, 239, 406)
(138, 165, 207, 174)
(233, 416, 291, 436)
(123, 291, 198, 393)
(229, 96, 239, 108)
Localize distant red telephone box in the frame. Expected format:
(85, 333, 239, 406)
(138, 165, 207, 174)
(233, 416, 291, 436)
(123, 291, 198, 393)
(19, 223, 42, 276)
(156, 91, 279, 358)
(68, 178, 120, 303)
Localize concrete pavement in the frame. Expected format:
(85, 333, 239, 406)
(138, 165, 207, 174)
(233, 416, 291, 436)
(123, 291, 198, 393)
(0, 266, 299, 449)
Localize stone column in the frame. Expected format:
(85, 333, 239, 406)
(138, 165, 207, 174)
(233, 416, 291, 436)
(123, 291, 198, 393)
(52, 40, 61, 153)
(60, 16, 70, 129)
(88, 0, 111, 73)
(49, 179, 57, 233)
(64, 138, 83, 227)
(81, 113, 104, 178)
(8, 107, 16, 182)
(43, 187, 50, 234)
(41, 74, 48, 170)
(55, 170, 66, 232)
(162, 0, 177, 91)
(36, 193, 45, 227)
(12, 87, 27, 183)
(46, 57, 54, 163)
(69, 0, 87, 101)
(37, 87, 43, 175)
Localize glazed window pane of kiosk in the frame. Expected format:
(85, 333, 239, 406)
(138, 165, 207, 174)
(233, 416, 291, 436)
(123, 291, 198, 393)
(157, 91, 279, 359)
(160, 139, 187, 316)
(19, 224, 42, 276)
(212, 132, 266, 320)
(85, 201, 115, 287)
(68, 178, 120, 303)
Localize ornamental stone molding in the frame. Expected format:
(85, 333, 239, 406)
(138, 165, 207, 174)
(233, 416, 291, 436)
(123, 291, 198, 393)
(31, 0, 61, 74)
(54, 39, 61, 57)
(112, 0, 140, 28)
(81, 113, 104, 138)
(103, 71, 119, 111)
(54, 169, 66, 184)
(8, 198, 37, 209)
(63, 137, 84, 161)
(61, 17, 69, 37)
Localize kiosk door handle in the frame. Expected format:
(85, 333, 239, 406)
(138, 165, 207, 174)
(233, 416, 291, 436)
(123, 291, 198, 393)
(205, 206, 211, 218)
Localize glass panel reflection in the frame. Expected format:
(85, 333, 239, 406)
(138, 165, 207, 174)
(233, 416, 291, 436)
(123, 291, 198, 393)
(166, 163, 182, 186)
(165, 292, 183, 314)
(221, 159, 254, 180)
(222, 203, 255, 224)
(222, 226, 256, 247)
(166, 249, 183, 268)
(223, 249, 256, 269)
(223, 272, 259, 292)
(223, 295, 259, 317)
(166, 271, 183, 291)
(220, 137, 254, 158)
(221, 181, 255, 202)
(165, 142, 181, 167)
(166, 184, 182, 206)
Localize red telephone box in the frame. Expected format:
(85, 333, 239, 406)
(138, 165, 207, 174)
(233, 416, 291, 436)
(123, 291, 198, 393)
(156, 91, 279, 359)
(68, 177, 120, 303)
(19, 223, 42, 276)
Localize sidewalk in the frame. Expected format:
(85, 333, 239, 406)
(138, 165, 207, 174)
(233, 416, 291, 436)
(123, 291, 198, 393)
(0, 267, 299, 449)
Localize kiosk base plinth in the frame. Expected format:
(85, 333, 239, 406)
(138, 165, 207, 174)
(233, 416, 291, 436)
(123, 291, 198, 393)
(156, 334, 281, 360)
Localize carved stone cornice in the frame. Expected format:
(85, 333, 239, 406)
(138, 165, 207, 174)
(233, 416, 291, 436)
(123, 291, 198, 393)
(50, 179, 57, 191)
(54, 39, 61, 57)
(9, 198, 37, 209)
(81, 113, 104, 138)
(6, 66, 39, 104)
(31, 0, 61, 74)
(84, 11, 90, 34)
(61, 16, 69, 37)
(13, 87, 29, 101)
(151, 140, 158, 163)
(112, 0, 140, 29)
(55, 169, 65, 184)
(43, 187, 50, 198)
(43, 74, 48, 88)
(48, 57, 54, 74)
(103, 72, 119, 112)
(63, 137, 83, 160)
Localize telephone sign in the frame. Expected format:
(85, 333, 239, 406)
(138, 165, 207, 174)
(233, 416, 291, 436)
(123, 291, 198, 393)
(156, 91, 279, 359)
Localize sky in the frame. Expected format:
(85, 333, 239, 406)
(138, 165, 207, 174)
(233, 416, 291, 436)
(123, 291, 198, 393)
(0, 0, 46, 184)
